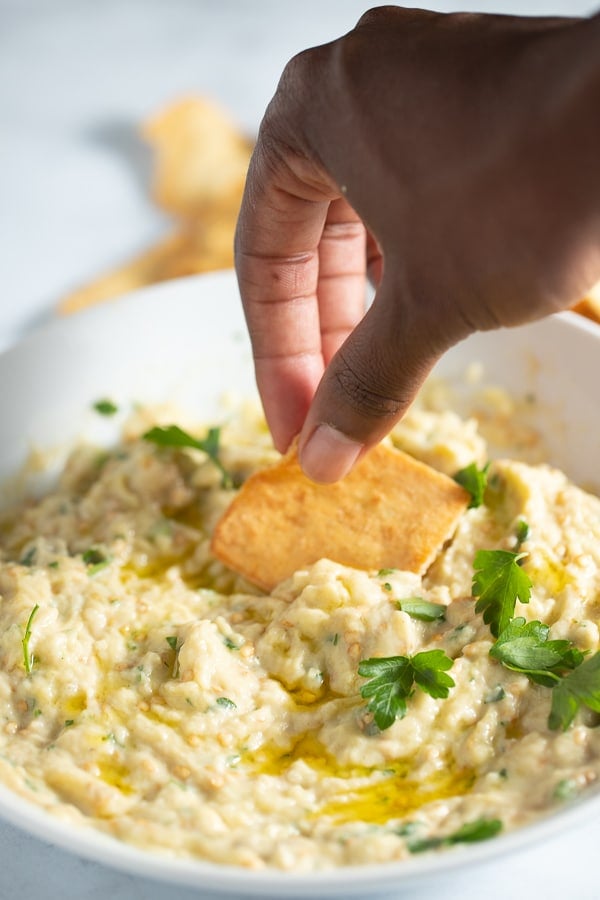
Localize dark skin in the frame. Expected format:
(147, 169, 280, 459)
(235, 6, 600, 482)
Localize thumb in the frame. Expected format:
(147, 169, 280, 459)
(297, 277, 457, 482)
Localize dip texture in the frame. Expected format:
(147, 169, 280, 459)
(0, 401, 599, 871)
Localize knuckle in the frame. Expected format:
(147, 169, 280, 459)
(355, 6, 399, 30)
(333, 349, 405, 420)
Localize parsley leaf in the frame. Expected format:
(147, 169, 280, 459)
(490, 617, 584, 687)
(411, 650, 455, 698)
(397, 597, 446, 622)
(358, 650, 455, 731)
(453, 462, 489, 509)
(143, 424, 233, 489)
(216, 697, 237, 710)
(82, 547, 111, 576)
(472, 549, 532, 638)
(93, 399, 118, 416)
(549, 652, 600, 731)
(408, 817, 502, 853)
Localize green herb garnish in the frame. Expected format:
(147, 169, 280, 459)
(359, 650, 455, 731)
(22, 604, 40, 674)
(408, 817, 502, 853)
(472, 549, 531, 638)
(165, 635, 181, 677)
(397, 597, 446, 622)
(549, 652, 600, 731)
(484, 685, 506, 703)
(515, 519, 530, 548)
(453, 462, 489, 508)
(93, 399, 118, 416)
(143, 424, 233, 489)
(216, 697, 236, 710)
(20, 547, 37, 567)
(82, 547, 111, 576)
(490, 617, 584, 687)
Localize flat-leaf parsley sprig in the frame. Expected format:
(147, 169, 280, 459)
(143, 424, 233, 489)
(490, 617, 584, 687)
(549, 653, 600, 731)
(359, 650, 455, 731)
(472, 549, 532, 638)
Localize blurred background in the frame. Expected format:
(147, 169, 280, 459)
(1, 2, 599, 898)
(2, 0, 598, 352)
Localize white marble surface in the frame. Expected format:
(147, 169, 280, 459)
(1, 1, 599, 898)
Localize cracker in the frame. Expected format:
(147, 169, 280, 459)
(211, 443, 470, 591)
(58, 95, 253, 315)
(141, 96, 253, 218)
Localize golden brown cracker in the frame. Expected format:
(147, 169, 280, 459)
(211, 443, 470, 591)
(58, 95, 253, 315)
(142, 96, 252, 218)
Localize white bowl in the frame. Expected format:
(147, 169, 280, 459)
(1, 270, 599, 897)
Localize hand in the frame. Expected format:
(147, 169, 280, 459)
(235, 6, 600, 482)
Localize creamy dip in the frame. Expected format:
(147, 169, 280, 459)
(0, 399, 599, 871)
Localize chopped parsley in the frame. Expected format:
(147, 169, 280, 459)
(82, 547, 111, 576)
(397, 597, 446, 622)
(472, 549, 532, 638)
(408, 817, 502, 853)
(143, 424, 233, 489)
(22, 604, 40, 674)
(165, 636, 181, 678)
(453, 462, 489, 508)
(93, 398, 118, 416)
(215, 697, 236, 710)
(20, 547, 37, 567)
(359, 650, 455, 731)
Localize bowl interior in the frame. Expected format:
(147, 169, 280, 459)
(0, 270, 599, 896)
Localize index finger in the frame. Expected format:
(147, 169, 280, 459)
(234, 137, 338, 452)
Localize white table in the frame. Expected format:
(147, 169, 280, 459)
(1, 1, 598, 897)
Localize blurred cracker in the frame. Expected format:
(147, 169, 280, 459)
(58, 95, 253, 315)
(58, 225, 234, 314)
(142, 95, 253, 218)
(211, 443, 469, 592)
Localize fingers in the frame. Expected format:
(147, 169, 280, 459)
(298, 275, 447, 483)
(317, 198, 368, 365)
(235, 141, 333, 452)
(235, 134, 369, 453)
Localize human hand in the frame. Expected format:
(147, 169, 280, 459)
(235, 6, 600, 482)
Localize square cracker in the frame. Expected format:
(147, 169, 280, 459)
(211, 443, 469, 591)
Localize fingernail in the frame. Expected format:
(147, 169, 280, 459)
(299, 424, 363, 483)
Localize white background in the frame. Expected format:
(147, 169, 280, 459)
(1, 1, 599, 898)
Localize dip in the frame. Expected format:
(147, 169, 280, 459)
(0, 397, 599, 871)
